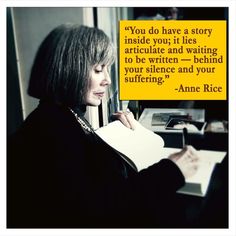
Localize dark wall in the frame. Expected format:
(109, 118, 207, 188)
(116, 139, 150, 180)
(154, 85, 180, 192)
(133, 7, 227, 20)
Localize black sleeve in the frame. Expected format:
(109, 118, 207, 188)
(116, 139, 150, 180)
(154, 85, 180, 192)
(101, 158, 185, 227)
(21, 106, 185, 227)
(136, 158, 185, 193)
(52, 109, 186, 227)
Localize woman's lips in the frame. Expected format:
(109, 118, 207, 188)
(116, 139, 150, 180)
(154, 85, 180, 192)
(94, 92, 105, 98)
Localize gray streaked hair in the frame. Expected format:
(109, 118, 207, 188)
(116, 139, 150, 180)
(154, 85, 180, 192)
(28, 23, 115, 108)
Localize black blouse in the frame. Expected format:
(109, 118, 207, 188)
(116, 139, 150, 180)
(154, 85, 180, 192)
(7, 101, 185, 228)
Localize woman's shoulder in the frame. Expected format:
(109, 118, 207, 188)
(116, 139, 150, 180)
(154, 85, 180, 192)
(27, 101, 72, 124)
(19, 101, 82, 138)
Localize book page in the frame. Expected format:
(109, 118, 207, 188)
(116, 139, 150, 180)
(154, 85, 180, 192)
(161, 148, 226, 196)
(161, 148, 226, 164)
(177, 162, 216, 197)
(160, 148, 226, 182)
(96, 121, 226, 174)
(95, 120, 165, 171)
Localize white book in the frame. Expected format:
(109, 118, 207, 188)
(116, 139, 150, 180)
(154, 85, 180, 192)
(161, 148, 225, 196)
(95, 121, 226, 197)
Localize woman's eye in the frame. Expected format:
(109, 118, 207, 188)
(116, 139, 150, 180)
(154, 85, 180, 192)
(94, 66, 103, 73)
(95, 69, 102, 73)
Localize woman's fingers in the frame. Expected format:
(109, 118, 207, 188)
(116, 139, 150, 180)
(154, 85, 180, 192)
(116, 112, 132, 129)
(123, 109, 135, 130)
(112, 109, 136, 130)
(168, 145, 200, 179)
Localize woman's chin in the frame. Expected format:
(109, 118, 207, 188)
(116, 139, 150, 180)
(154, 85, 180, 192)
(86, 99, 102, 107)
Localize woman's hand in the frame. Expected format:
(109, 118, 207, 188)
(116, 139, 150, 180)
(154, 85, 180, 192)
(111, 109, 136, 130)
(168, 145, 200, 179)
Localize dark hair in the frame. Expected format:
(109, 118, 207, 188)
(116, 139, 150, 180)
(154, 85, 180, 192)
(28, 24, 115, 108)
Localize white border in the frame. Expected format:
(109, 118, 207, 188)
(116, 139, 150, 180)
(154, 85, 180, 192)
(1, 2, 7, 234)
(0, 0, 235, 7)
(1, 1, 236, 236)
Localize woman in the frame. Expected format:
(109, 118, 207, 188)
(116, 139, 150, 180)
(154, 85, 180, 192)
(7, 24, 199, 228)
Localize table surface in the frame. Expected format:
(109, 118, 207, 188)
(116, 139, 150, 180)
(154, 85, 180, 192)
(139, 108, 205, 133)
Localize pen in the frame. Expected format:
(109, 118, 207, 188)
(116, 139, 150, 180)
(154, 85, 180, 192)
(182, 127, 188, 147)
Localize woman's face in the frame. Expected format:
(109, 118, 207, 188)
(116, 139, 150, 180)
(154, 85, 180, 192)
(84, 64, 111, 106)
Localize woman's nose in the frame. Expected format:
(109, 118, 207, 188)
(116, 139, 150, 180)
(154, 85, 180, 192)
(102, 70, 111, 86)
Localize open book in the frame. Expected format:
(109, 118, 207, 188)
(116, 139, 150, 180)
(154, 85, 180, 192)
(161, 148, 226, 196)
(95, 121, 226, 197)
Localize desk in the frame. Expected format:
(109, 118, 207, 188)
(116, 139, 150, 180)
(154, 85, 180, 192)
(139, 108, 228, 228)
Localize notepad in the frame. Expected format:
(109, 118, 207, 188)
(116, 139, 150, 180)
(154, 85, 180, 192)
(95, 121, 226, 197)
